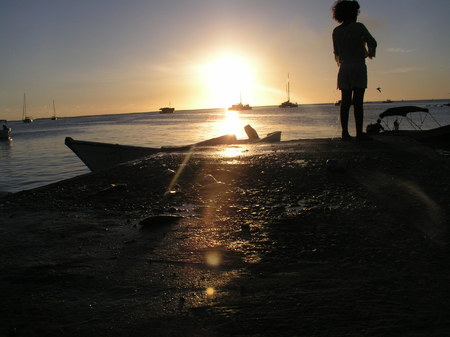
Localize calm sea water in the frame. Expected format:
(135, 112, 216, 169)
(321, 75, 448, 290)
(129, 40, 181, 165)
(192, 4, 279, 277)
(1, 100, 449, 193)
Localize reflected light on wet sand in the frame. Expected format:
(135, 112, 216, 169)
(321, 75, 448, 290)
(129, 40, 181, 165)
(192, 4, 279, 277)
(206, 287, 215, 296)
(205, 250, 222, 267)
(220, 146, 246, 158)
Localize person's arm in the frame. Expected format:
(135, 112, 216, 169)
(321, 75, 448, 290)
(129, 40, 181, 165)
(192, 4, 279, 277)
(332, 30, 341, 66)
(360, 23, 377, 59)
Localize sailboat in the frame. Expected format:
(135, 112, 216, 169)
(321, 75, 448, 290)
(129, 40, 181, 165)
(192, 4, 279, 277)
(159, 102, 175, 114)
(279, 74, 298, 108)
(51, 100, 57, 120)
(228, 92, 252, 111)
(22, 93, 33, 123)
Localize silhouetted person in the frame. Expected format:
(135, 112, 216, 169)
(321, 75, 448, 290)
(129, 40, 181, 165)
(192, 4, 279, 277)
(366, 119, 384, 134)
(394, 119, 399, 131)
(332, 0, 377, 141)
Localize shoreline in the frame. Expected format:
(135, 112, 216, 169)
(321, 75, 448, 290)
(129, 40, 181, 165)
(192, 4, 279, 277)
(1, 136, 450, 336)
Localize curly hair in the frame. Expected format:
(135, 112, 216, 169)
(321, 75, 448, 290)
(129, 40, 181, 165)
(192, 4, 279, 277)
(332, 0, 360, 23)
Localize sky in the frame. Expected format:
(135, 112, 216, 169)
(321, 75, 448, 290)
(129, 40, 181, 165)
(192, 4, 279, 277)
(0, 0, 449, 120)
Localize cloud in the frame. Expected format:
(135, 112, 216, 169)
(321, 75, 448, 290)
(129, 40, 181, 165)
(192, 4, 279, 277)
(381, 66, 427, 74)
(387, 47, 413, 53)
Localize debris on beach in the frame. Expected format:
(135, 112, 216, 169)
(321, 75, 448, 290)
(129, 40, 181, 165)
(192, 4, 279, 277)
(198, 174, 227, 193)
(98, 183, 128, 194)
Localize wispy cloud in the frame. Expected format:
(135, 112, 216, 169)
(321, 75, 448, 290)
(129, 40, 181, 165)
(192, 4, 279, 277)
(381, 66, 427, 74)
(387, 47, 413, 53)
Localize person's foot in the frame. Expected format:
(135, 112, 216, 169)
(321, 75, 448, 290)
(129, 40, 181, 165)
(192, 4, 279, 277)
(341, 132, 352, 141)
(356, 133, 373, 141)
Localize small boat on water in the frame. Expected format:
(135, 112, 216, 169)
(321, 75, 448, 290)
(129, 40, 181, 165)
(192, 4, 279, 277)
(159, 107, 175, 114)
(279, 74, 298, 108)
(0, 120, 12, 141)
(228, 92, 252, 111)
(65, 126, 281, 171)
(22, 93, 33, 123)
(228, 103, 252, 111)
(51, 100, 57, 120)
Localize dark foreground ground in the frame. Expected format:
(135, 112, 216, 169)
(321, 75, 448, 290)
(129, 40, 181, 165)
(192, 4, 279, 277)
(1, 136, 450, 337)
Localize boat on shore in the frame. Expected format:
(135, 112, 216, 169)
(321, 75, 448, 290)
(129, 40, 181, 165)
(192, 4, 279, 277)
(380, 125, 450, 144)
(0, 120, 12, 141)
(65, 127, 281, 171)
(377, 105, 450, 145)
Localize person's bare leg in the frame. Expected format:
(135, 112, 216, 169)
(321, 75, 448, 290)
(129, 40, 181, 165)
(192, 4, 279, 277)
(353, 88, 366, 138)
(340, 89, 353, 140)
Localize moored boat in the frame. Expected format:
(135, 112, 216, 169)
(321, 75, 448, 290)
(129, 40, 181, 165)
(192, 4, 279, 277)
(51, 100, 58, 120)
(279, 74, 298, 108)
(22, 93, 33, 123)
(228, 103, 252, 111)
(159, 107, 175, 114)
(228, 92, 252, 111)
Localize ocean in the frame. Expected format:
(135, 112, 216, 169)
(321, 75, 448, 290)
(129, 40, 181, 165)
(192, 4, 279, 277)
(1, 100, 449, 193)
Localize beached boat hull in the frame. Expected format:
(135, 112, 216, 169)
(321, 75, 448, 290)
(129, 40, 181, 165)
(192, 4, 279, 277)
(380, 125, 450, 145)
(65, 134, 241, 172)
(65, 131, 282, 172)
(65, 137, 168, 171)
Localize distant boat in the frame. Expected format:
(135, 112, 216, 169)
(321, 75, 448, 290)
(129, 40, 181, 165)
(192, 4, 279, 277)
(279, 74, 298, 108)
(160, 102, 175, 114)
(228, 103, 252, 111)
(51, 100, 57, 120)
(0, 120, 12, 141)
(22, 93, 33, 123)
(160, 107, 175, 114)
(229, 92, 252, 111)
(382, 99, 393, 103)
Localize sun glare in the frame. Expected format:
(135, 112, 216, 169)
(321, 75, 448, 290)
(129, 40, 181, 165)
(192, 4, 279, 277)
(221, 110, 241, 134)
(203, 54, 253, 108)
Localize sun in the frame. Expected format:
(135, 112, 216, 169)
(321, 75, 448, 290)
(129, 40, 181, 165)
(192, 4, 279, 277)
(202, 54, 253, 108)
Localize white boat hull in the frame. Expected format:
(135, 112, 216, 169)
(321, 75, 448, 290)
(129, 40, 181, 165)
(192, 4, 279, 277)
(65, 131, 281, 172)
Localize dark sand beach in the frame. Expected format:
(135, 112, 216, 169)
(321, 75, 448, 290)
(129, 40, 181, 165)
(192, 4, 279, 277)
(1, 136, 450, 336)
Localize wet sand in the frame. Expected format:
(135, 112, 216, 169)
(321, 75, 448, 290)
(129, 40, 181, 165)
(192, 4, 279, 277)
(1, 136, 450, 336)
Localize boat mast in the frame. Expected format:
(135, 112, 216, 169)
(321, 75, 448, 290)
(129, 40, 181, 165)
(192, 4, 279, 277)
(22, 93, 26, 120)
(287, 73, 291, 102)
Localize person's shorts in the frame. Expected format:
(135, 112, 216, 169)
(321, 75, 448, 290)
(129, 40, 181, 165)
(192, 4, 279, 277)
(337, 62, 367, 90)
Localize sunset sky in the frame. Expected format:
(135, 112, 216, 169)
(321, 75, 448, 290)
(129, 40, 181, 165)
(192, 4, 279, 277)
(1, 0, 449, 120)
